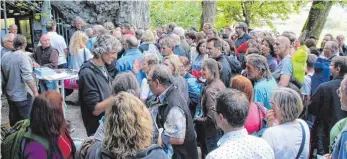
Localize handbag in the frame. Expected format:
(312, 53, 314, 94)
(295, 122, 306, 159)
(64, 49, 87, 89)
(252, 102, 268, 137)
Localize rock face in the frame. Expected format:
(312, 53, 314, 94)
(51, 1, 150, 29)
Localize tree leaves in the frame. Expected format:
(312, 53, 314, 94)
(149, 0, 202, 29)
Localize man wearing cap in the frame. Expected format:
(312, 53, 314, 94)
(234, 22, 252, 49)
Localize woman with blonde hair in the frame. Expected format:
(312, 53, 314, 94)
(162, 56, 189, 104)
(87, 92, 167, 159)
(69, 31, 93, 70)
(139, 30, 162, 61)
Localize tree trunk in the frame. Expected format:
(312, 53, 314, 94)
(201, 0, 216, 30)
(299, 1, 333, 42)
(241, 1, 251, 28)
(51, 1, 150, 29)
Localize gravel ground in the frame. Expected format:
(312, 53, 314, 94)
(1, 90, 87, 139)
(1, 91, 201, 158)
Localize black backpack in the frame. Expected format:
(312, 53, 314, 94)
(225, 55, 242, 78)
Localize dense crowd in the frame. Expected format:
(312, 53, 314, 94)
(1, 15, 347, 159)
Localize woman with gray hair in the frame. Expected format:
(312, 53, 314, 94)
(133, 53, 160, 102)
(245, 54, 278, 109)
(262, 87, 310, 159)
(78, 33, 122, 136)
(93, 72, 141, 144)
(195, 58, 226, 155)
(139, 30, 162, 61)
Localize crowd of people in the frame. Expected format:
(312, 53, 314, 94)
(2, 15, 347, 159)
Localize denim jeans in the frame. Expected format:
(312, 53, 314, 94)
(205, 130, 222, 153)
(8, 93, 33, 126)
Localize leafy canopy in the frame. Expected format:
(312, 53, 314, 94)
(149, 0, 307, 30)
(216, 0, 306, 29)
(149, 0, 202, 30)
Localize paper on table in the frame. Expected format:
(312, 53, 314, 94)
(44, 72, 70, 80)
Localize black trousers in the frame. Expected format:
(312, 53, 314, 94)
(7, 93, 33, 126)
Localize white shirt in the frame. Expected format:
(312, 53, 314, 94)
(70, 48, 93, 70)
(140, 78, 150, 101)
(206, 128, 274, 159)
(262, 119, 310, 159)
(38, 32, 67, 65)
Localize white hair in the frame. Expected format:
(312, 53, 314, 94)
(173, 27, 185, 37)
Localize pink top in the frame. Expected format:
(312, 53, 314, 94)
(244, 103, 261, 134)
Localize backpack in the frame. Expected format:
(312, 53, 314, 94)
(225, 55, 242, 79)
(1, 120, 55, 159)
(143, 43, 163, 63)
(252, 102, 268, 137)
(292, 46, 309, 84)
(311, 58, 331, 95)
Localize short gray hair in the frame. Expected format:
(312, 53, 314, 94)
(2, 33, 15, 42)
(112, 72, 140, 96)
(144, 54, 159, 66)
(46, 19, 56, 31)
(307, 54, 318, 68)
(271, 87, 303, 124)
(173, 27, 185, 37)
(151, 65, 173, 87)
(141, 30, 155, 43)
(202, 58, 219, 79)
(73, 16, 86, 26)
(9, 24, 17, 30)
(216, 88, 249, 128)
(170, 33, 181, 45)
(103, 22, 115, 31)
(236, 22, 248, 32)
(246, 54, 272, 80)
(159, 37, 175, 50)
(13, 34, 27, 51)
(92, 33, 122, 58)
(84, 28, 94, 38)
(93, 25, 105, 35)
(329, 41, 339, 55)
(124, 35, 138, 49)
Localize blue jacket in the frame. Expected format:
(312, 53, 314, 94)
(234, 33, 252, 49)
(184, 73, 202, 104)
(115, 48, 146, 86)
(86, 36, 97, 52)
(332, 124, 347, 159)
(174, 45, 186, 57)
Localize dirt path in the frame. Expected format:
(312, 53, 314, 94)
(1, 91, 87, 139)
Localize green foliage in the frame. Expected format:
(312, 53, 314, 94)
(216, 0, 307, 30)
(149, 0, 202, 30)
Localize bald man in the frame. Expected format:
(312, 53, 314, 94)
(33, 34, 58, 91)
(8, 24, 18, 34)
(273, 36, 293, 87)
(323, 41, 339, 61)
(115, 35, 145, 86)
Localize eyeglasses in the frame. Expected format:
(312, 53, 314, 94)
(337, 88, 341, 97)
(147, 79, 155, 84)
(211, 107, 220, 114)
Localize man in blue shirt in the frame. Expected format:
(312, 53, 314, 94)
(115, 35, 145, 86)
(245, 54, 278, 109)
(234, 22, 252, 49)
(86, 25, 105, 52)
